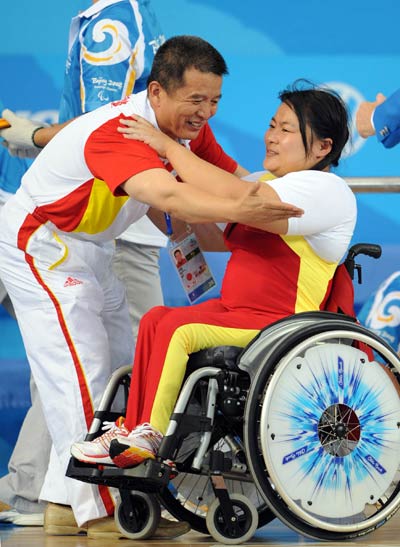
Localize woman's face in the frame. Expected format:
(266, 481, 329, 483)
(263, 102, 329, 177)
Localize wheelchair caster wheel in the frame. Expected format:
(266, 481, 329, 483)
(206, 493, 258, 544)
(114, 491, 161, 539)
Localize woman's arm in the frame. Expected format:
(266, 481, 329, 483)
(119, 116, 270, 200)
(189, 223, 227, 251)
(119, 116, 302, 233)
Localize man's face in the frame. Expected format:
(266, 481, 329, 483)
(149, 67, 223, 140)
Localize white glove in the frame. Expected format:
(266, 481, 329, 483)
(1, 140, 41, 159)
(0, 109, 45, 155)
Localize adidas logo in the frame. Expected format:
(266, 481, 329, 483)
(64, 276, 83, 287)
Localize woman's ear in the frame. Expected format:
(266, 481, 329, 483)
(316, 137, 333, 158)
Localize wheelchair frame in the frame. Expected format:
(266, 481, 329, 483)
(67, 243, 400, 544)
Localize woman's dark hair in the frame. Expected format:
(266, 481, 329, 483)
(147, 35, 228, 94)
(278, 79, 349, 170)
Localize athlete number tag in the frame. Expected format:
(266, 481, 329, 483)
(169, 229, 216, 304)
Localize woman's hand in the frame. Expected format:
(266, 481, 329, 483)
(118, 115, 173, 157)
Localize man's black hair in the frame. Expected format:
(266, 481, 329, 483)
(147, 35, 228, 93)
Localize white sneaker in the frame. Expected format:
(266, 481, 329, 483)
(70, 417, 128, 464)
(109, 422, 163, 468)
(0, 507, 44, 526)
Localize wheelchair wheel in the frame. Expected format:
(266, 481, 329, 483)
(244, 320, 400, 540)
(115, 491, 161, 539)
(159, 433, 274, 533)
(206, 493, 258, 544)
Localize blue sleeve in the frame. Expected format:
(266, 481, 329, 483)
(60, 1, 163, 120)
(373, 88, 400, 148)
(357, 272, 400, 354)
(79, 3, 142, 113)
(0, 147, 30, 194)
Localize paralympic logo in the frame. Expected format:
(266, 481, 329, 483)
(81, 18, 132, 66)
(369, 290, 400, 328)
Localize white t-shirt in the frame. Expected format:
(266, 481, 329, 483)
(246, 170, 357, 263)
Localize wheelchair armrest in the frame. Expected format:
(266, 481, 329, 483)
(344, 242, 382, 283)
(346, 243, 382, 261)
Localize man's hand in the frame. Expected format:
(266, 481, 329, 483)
(233, 181, 303, 229)
(356, 93, 386, 138)
(0, 109, 44, 157)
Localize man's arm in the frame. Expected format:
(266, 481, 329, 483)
(146, 209, 227, 251)
(119, 116, 253, 198)
(156, 135, 291, 228)
(122, 168, 302, 231)
(146, 207, 188, 237)
(118, 116, 303, 231)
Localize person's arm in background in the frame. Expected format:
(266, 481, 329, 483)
(356, 88, 400, 148)
(373, 88, 400, 148)
(0, 110, 72, 155)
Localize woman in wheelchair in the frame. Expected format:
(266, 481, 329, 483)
(71, 81, 356, 468)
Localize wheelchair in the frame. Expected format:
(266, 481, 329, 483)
(67, 243, 400, 544)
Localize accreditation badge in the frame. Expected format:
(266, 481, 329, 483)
(168, 228, 216, 304)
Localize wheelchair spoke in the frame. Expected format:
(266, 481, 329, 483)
(172, 473, 209, 515)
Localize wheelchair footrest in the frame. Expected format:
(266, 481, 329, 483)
(66, 456, 171, 491)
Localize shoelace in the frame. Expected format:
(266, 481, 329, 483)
(131, 422, 153, 434)
(128, 423, 163, 452)
(101, 421, 117, 432)
(94, 421, 125, 448)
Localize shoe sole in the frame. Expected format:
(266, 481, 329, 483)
(0, 510, 44, 526)
(110, 440, 155, 468)
(12, 515, 44, 526)
(70, 445, 114, 465)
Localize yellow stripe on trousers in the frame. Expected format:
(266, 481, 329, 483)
(150, 323, 260, 433)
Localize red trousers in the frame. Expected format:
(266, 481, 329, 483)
(124, 298, 279, 434)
